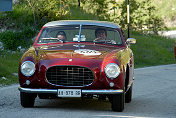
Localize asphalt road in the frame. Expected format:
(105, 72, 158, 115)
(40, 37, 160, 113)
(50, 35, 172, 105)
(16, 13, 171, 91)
(158, 30, 176, 39)
(0, 64, 176, 118)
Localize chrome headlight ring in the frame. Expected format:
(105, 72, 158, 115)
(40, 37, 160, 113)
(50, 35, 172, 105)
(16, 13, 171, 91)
(105, 63, 120, 79)
(21, 61, 35, 77)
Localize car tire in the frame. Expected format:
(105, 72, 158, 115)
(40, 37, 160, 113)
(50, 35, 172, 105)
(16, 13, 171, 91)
(111, 92, 125, 112)
(125, 84, 133, 103)
(20, 92, 36, 107)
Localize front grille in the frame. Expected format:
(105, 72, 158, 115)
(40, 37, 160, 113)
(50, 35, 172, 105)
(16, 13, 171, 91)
(46, 66, 94, 86)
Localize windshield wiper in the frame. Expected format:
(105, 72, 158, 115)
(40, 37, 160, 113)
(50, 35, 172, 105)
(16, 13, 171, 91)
(93, 38, 112, 43)
(41, 38, 64, 43)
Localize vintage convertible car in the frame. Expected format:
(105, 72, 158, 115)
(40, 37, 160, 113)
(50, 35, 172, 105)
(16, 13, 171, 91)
(18, 20, 136, 112)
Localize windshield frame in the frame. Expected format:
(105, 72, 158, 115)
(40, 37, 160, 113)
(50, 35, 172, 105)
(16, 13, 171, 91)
(33, 25, 125, 47)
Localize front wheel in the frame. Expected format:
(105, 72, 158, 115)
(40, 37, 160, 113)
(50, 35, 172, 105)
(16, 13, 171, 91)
(111, 92, 125, 112)
(20, 92, 37, 108)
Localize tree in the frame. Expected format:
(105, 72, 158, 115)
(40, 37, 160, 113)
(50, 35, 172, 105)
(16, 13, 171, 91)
(81, 0, 110, 20)
(119, 0, 165, 33)
(23, 0, 70, 27)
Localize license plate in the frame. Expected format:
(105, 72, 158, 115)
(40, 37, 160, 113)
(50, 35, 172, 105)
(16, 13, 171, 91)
(57, 89, 81, 97)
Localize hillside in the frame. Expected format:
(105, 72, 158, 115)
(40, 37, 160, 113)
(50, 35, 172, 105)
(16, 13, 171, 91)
(153, 0, 176, 28)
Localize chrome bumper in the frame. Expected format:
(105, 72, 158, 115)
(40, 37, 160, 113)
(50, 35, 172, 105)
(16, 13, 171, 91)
(18, 87, 123, 95)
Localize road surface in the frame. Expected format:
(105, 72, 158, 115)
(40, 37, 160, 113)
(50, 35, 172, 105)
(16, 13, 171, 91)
(0, 64, 176, 118)
(158, 30, 176, 39)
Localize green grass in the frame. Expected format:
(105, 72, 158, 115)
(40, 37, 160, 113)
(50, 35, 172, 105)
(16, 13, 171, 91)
(130, 31, 176, 68)
(0, 51, 22, 86)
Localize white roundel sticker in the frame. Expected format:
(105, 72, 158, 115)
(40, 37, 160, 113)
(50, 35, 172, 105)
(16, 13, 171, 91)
(74, 49, 101, 55)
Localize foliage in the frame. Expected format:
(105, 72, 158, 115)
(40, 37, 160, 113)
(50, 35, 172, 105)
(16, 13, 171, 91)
(0, 27, 36, 50)
(66, 5, 99, 20)
(153, 0, 176, 27)
(77, 0, 165, 33)
(21, 0, 70, 27)
(80, 0, 110, 20)
(0, 0, 70, 31)
(119, 0, 165, 33)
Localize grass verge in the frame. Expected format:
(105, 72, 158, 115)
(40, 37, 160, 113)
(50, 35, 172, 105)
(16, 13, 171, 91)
(130, 31, 176, 68)
(0, 51, 22, 86)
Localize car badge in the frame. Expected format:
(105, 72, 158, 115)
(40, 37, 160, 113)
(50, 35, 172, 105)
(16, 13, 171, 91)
(74, 49, 101, 56)
(69, 59, 72, 62)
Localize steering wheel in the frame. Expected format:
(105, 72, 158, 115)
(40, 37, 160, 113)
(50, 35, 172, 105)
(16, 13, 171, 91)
(93, 37, 106, 42)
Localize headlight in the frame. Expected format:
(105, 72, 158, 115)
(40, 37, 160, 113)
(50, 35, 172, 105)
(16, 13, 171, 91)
(21, 61, 35, 76)
(105, 63, 120, 79)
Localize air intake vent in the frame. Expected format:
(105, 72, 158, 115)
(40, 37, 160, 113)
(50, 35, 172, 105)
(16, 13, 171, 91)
(46, 66, 94, 86)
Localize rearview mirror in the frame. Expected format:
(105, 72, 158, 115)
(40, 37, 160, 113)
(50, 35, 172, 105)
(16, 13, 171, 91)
(73, 35, 86, 41)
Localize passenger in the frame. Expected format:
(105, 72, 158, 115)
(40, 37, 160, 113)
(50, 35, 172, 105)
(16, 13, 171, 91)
(56, 31, 67, 41)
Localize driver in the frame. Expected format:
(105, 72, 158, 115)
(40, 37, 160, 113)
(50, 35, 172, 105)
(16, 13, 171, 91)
(95, 28, 107, 40)
(56, 31, 67, 41)
(95, 28, 116, 44)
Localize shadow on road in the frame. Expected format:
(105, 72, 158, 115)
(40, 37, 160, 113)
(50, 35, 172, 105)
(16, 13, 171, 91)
(30, 94, 175, 117)
(34, 98, 111, 111)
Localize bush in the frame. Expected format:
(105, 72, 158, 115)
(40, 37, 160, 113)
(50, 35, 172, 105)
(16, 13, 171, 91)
(0, 27, 36, 50)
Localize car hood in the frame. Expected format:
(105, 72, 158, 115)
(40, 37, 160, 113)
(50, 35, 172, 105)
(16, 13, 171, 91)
(35, 44, 124, 60)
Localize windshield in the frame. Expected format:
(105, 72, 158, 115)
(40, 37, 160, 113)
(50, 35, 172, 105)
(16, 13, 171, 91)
(37, 25, 122, 45)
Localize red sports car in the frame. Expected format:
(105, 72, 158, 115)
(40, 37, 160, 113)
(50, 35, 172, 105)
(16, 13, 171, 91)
(18, 20, 136, 112)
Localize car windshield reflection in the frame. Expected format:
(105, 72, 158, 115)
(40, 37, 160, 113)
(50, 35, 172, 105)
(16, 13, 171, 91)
(37, 25, 122, 45)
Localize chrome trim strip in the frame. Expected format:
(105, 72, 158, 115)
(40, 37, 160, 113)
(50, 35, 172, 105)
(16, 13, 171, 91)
(82, 90, 123, 94)
(44, 20, 119, 29)
(18, 87, 57, 94)
(18, 87, 123, 95)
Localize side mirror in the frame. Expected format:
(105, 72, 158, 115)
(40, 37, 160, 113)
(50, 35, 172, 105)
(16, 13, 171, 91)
(126, 38, 136, 44)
